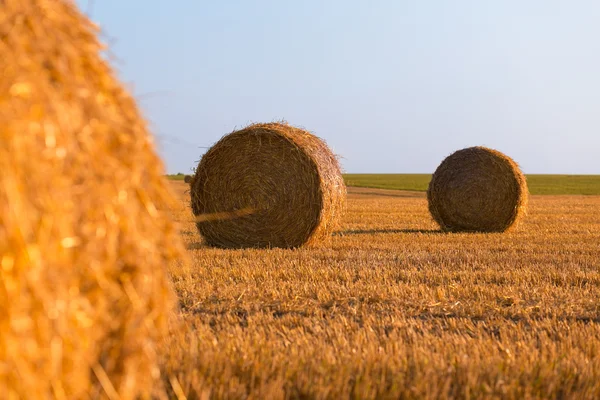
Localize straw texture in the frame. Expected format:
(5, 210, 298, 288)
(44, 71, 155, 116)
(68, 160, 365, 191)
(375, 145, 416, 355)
(427, 146, 528, 233)
(190, 122, 346, 248)
(0, 0, 184, 398)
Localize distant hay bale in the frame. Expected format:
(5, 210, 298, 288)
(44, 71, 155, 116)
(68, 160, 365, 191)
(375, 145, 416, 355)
(184, 175, 193, 184)
(427, 146, 528, 232)
(0, 1, 184, 399)
(190, 122, 346, 248)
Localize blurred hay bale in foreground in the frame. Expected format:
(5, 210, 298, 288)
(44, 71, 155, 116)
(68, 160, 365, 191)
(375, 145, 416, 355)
(190, 122, 346, 248)
(0, 0, 184, 398)
(427, 146, 528, 232)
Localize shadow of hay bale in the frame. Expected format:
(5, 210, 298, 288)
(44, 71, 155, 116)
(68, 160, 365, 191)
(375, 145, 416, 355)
(333, 229, 443, 236)
(0, 1, 185, 398)
(190, 122, 347, 249)
(427, 146, 528, 233)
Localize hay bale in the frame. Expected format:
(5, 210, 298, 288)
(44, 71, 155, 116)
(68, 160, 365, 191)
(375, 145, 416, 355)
(0, 1, 184, 398)
(190, 122, 346, 248)
(184, 175, 193, 184)
(427, 146, 528, 232)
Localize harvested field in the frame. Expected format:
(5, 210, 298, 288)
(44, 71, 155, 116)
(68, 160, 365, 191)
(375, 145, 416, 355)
(163, 181, 600, 399)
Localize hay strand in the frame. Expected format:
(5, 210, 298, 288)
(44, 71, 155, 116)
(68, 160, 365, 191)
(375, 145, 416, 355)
(427, 146, 528, 232)
(0, 0, 184, 398)
(190, 122, 346, 248)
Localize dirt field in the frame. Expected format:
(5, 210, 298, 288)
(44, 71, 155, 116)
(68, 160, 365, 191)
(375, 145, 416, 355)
(162, 181, 600, 399)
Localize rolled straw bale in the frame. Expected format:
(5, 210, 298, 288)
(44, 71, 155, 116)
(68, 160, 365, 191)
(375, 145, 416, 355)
(0, 1, 184, 398)
(184, 175, 193, 184)
(190, 122, 346, 248)
(427, 146, 528, 232)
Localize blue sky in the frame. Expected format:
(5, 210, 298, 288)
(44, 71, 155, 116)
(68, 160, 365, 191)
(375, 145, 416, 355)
(76, 1, 599, 174)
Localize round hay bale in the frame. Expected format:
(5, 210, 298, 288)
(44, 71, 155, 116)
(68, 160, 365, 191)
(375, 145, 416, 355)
(427, 146, 528, 232)
(0, 1, 184, 398)
(190, 122, 346, 248)
(184, 175, 193, 184)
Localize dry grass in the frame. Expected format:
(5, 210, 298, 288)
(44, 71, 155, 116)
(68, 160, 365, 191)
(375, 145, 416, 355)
(0, 1, 184, 398)
(190, 122, 346, 249)
(428, 147, 528, 233)
(161, 181, 600, 399)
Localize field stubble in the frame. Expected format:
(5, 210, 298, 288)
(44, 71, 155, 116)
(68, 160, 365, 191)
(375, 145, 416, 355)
(162, 182, 600, 399)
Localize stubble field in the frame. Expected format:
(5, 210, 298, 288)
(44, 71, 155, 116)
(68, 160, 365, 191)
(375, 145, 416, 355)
(161, 181, 600, 399)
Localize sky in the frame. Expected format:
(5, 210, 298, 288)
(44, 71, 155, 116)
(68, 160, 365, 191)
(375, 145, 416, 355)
(76, 0, 599, 174)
